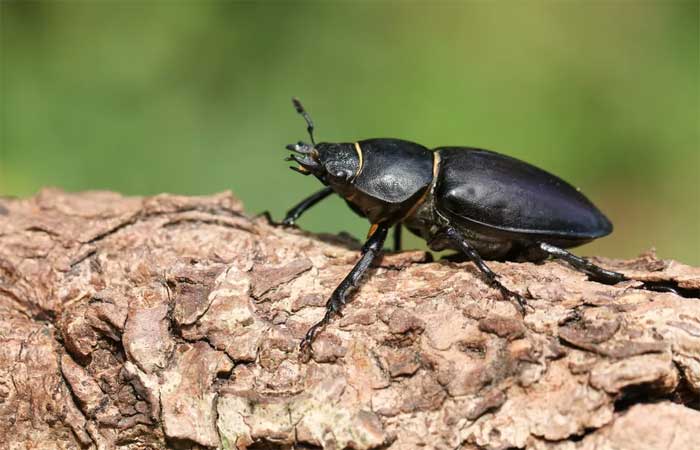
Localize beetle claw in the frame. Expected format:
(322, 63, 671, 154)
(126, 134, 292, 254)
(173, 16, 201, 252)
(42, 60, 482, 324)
(512, 294, 534, 315)
(496, 285, 532, 314)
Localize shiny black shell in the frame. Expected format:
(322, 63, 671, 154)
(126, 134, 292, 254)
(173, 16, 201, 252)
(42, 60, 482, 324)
(434, 147, 612, 244)
(354, 139, 433, 203)
(348, 138, 434, 223)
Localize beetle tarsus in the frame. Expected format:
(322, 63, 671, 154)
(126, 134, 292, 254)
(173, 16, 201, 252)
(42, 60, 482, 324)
(299, 224, 389, 353)
(493, 281, 530, 314)
(299, 310, 333, 354)
(256, 210, 280, 226)
(484, 272, 530, 313)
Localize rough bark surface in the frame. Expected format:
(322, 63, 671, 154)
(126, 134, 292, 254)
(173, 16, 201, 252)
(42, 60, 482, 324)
(1, 189, 698, 450)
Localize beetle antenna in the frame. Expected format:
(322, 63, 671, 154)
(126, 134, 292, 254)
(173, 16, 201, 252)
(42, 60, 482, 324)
(292, 97, 316, 146)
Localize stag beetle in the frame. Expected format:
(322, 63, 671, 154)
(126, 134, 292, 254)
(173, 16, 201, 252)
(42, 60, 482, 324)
(283, 98, 655, 352)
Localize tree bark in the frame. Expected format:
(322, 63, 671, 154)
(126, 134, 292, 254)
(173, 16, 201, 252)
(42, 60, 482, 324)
(1, 189, 698, 450)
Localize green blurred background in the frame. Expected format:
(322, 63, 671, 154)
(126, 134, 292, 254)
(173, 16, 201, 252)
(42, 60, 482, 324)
(1, 1, 698, 264)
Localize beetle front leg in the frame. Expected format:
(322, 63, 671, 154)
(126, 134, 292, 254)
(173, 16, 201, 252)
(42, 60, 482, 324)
(443, 227, 529, 313)
(300, 223, 390, 353)
(282, 186, 334, 226)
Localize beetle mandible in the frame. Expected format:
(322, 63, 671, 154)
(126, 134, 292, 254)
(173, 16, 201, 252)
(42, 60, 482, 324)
(283, 98, 647, 353)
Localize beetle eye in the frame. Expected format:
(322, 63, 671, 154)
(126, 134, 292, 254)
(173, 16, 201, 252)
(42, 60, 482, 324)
(328, 167, 353, 182)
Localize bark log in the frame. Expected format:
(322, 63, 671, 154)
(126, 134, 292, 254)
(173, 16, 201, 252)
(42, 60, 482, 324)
(0, 189, 698, 450)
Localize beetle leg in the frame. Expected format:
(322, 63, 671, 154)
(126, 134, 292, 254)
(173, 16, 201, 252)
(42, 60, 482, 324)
(443, 227, 529, 313)
(393, 224, 403, 252)
(537, 242, 627, 284)
(535, 242, 682, 293)
(282, 186, 334, 226)
(300, 224, 389, 354)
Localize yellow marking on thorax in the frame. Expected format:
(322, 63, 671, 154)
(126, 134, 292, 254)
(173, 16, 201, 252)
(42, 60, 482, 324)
(353, 142, 364, 181)
(432, 150, 441, 178)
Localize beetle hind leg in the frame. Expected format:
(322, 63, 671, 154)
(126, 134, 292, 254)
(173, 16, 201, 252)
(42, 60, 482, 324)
(520, 242, 678, 295)
(441, 227, 529, 313)
(536, 242, 627, 284)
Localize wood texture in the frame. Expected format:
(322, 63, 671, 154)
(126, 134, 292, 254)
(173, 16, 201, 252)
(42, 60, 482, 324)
(0, 189, 698, 450)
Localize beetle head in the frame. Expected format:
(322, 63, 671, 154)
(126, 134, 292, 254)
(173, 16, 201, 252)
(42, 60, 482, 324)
(286, 98, 359, 191)
(286, 141, 360, 189)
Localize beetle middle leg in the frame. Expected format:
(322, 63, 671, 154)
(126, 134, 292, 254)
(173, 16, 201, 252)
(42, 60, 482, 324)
(441, 226, 529, 313)
(300, 223, 390, 353)
(282, 186, 334, 226)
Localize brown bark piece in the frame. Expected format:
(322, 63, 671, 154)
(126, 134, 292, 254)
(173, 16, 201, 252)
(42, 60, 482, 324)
(160, 342, 234, 447)
(0, 189, 698, 449)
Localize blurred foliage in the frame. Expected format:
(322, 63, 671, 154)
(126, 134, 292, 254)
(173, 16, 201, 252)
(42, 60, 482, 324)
(1, 1, 698, 264)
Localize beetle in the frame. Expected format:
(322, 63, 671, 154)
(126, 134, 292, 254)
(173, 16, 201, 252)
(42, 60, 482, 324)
(283, 98, 656, 352)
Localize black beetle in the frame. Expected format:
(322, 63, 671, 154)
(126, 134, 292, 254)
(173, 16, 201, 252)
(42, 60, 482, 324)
(283, 98, 654, 352)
